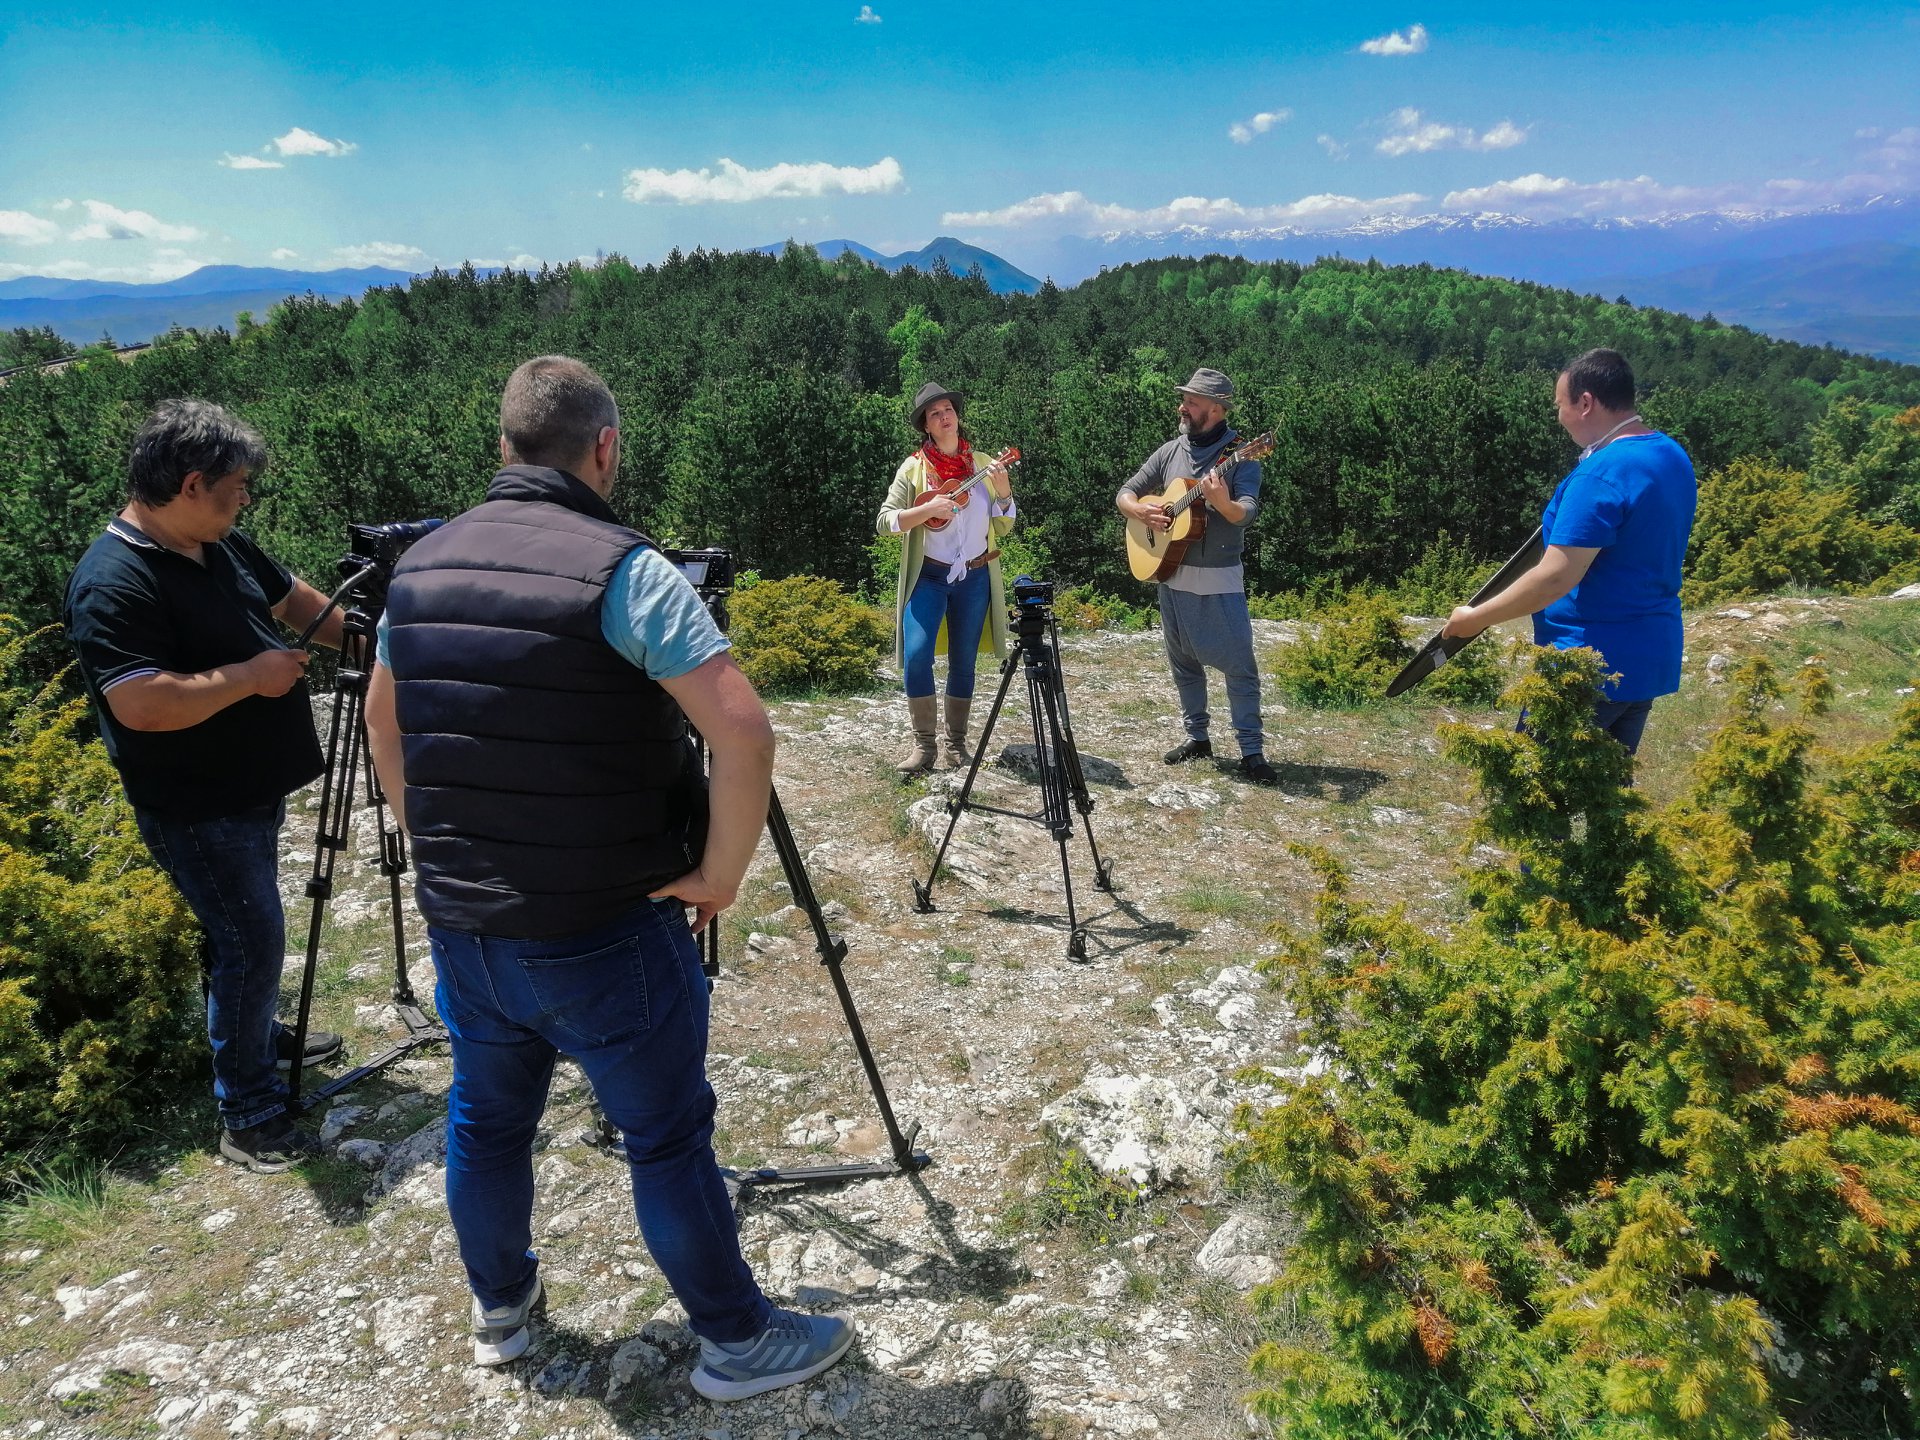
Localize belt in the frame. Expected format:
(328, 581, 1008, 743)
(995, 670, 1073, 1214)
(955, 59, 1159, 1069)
(967, 548, 1000, 571)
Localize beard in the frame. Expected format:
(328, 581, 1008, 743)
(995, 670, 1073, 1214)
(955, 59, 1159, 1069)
(1178, 415, 1193, 435)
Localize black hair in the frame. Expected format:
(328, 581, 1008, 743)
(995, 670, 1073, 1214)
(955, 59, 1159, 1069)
(1559, 348, 1637, 412)
(127, 399, 268, 507)
(500, 355, 619, 468)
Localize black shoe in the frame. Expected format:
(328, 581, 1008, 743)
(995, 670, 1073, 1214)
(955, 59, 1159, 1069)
(219, 1114, 322, 1174)
(1235, 753, 1279, 786)
(1163, 738, 1213, 764)
(274, 1027, 343, 1071)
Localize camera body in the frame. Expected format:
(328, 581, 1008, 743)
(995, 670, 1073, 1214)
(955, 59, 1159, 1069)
(1013, 576, 1054, 609)
(339, 519, 444, 622)
(664, 547, 736, 633)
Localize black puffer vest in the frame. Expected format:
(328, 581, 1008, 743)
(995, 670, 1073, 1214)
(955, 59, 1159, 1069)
(385, 466, 703, 939)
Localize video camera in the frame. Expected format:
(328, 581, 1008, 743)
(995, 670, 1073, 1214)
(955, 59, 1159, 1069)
(328, 519, 445, 632)
(664, 547, 735, 632)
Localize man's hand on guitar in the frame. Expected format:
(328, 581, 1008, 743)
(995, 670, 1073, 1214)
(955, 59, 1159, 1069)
(1125, 496, 1172, 531)
(1199, 469, 1229, 508)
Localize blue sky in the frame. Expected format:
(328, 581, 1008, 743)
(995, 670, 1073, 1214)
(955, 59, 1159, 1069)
(2, 3, 1917, 282)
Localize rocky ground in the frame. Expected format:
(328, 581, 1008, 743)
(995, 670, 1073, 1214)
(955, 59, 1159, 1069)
(4, 594, 1915, 1440)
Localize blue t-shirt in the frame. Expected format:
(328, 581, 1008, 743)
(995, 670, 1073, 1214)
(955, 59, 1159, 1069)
(376, 544, 729, 678)
(1534, 432, 1697, 701)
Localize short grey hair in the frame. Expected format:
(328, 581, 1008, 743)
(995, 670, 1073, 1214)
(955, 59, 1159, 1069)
(127, 399, 268, 507)
(499, 355, 619, 469)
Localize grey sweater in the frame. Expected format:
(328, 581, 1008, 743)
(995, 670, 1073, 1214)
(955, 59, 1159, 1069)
(1120, 429, 1263, 575)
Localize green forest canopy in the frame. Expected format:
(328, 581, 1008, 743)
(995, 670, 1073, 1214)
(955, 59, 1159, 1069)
(4, 246, 1919, 638)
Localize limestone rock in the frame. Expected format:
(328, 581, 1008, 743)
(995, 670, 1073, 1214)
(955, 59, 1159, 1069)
(1039, 1073, 1227, 1188)
(1195, 1212, 1281, 1291)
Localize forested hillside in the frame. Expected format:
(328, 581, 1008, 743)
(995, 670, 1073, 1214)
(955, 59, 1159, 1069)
(4, 246, 1919, 638)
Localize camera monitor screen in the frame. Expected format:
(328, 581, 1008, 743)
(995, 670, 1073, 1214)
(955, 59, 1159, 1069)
(675, 558, 711, 587)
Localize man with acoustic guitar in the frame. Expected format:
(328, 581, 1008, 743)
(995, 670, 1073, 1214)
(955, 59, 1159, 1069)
(1116, 368, 1277, 786)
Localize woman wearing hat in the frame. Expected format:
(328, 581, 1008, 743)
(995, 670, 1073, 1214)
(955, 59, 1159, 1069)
(876, 381, 1017, 774)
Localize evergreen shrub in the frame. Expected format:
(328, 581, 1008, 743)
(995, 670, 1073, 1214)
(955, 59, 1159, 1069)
(1684, 458, 1920, 606)
(728, 575, 888, 697)
(1271, 592, 1413, 708)
(0, 621, 200, 1175)
(1232, 647, 1920, 1439)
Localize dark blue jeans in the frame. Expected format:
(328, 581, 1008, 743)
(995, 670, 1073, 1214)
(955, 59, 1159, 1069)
(133, 800, 291, 1132)
(427, 898, 771, 1342)
(1516, 698, 1656, 759)
(903, 562, 991, 699)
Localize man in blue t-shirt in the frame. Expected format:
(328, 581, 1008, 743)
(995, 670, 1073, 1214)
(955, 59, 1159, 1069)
(1442, 349, 1697, 755)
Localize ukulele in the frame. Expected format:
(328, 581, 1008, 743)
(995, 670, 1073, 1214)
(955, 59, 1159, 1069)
(919, 447, 1022, 532)
(1123, 432, 1275, 582)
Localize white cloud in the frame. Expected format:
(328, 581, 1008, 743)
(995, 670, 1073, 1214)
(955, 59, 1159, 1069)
(273, 127, 357, 158)
(1440, 172, 1711, 216)
(942, 188, 1428, 234)
(1229, 109, 1292, 144)
(51, 198, 74, 212)
(855, 4, 881, 21)
(1477, 120, 1528, 151)
(1865, 125, 1920, 168)
(220, 153, 285, 170)
(623, 156, 904, 204)
(270, 247, 299, 261)
(0, 210, 61, 244)
(69, 200, 202, 243)
(1316, 134, 1350, 161)
(332, 241, 429, 268)
(1377, 108, 1527, 156)
(1359, 23, 1428, 56)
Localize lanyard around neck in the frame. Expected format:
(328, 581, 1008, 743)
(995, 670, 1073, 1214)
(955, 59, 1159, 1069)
(1581, 414, 1644, 460)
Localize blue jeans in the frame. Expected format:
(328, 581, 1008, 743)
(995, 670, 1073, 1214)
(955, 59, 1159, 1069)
(1517, 698, 1656, 759)
(1158, 587, 1265, 756)
(1593, 698, 1655, 756)
(133, 801, 291, 1132)
(427, 898, 771, 1342)
(903, 563, 991, 699)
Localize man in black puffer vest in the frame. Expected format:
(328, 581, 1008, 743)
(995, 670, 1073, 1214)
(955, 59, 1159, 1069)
(365, 356, 852, 1399)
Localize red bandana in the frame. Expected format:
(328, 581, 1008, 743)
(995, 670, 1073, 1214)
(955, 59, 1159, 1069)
(920, 441, 974, 483)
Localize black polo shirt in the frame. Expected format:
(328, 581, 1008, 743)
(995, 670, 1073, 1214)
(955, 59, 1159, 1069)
(64, 520, 325, 820)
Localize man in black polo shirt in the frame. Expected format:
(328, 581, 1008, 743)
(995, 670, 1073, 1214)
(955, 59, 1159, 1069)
(64, 399, 347, 1172)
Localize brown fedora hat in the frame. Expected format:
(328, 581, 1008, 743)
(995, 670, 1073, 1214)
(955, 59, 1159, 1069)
(909, 380, 965, 432)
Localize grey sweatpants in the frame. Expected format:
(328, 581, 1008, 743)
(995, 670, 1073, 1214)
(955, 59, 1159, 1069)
(1158, 587, 1265, 757)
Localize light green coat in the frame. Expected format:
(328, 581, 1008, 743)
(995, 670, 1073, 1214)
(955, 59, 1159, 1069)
(876, 450, 1016, 669)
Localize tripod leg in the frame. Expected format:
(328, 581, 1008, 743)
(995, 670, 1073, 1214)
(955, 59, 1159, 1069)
(912, 648, 1019, 913)
(1026, 653, 1088, 961)
(768, 792, 925, 1173)
(287, 630, 365, 1106)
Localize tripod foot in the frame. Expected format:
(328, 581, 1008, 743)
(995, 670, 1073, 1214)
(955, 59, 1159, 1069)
(910, 879, 936, 914)
(1068, 929, 1088, 962)
(1095, 861, 1117, 893)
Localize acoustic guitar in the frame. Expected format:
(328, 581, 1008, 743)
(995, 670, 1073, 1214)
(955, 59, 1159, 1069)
(919, 447, 1022, 532)
(1122, 432, 1275, 582)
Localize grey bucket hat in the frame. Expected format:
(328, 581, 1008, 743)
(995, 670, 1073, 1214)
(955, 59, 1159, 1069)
(909, 380, 965, 432)
(1176, 368, 1234, 403)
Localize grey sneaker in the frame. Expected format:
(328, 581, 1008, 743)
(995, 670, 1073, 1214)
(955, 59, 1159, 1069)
(472, 1273, 543, 1366)
(691, 1307, 853, 1402)
(218, 1115, 322, 1174)
(274, 1026, 343, 1071)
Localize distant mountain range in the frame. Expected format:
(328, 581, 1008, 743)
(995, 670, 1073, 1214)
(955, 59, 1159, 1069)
(0, 266, 422, 352)
(752, 236, 1041, 294)
(1028, 197, 1920, 363)
(3, 202, 1915, 363)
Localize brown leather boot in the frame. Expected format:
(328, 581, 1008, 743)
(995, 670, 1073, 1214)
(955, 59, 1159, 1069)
(896, 695, 938, 774)
(940, 695, 973, 770)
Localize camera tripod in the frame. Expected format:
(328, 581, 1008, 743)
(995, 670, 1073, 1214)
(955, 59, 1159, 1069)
(284, 593, 446, 1107)
(593, 784, 932, 1203)
(588, 564, 931, 1204)
(910, 597, 1115, 959)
